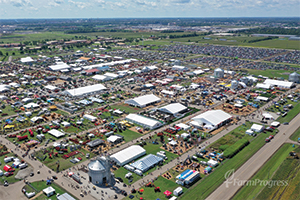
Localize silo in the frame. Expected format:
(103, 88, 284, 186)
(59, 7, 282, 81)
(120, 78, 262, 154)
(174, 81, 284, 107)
(88, 156, 115, 186)
(289, 72, 300, 83)
(231, 80, 239, 90)
(214, 68, 224, 78)
(240, 77, 248, 84)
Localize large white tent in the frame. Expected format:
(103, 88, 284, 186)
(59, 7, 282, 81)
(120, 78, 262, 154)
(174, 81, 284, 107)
(48, 63, 70, 71)
(63, 84, 106, 97)
(48, 129, 65, 138)
(110, 145, 146, 166)
(158, 103, 187, 116)
(191, 110, 232, 130)
(130, 154, 163, 172)
(125, 114, 163, 130)
(125, 94, 161, 108)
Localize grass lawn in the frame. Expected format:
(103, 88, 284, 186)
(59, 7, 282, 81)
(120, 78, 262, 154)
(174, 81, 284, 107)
(116, 129, 142, 142)
(29, 180, 78, 200)
(124, 176, 188, 200)
(277, 102, 300, 123)
(209, 121, 255, 150)
(0, 153, 23, 184)
(290, 127, 300, 142)
(180, 133, 268, 200)
(35, 148, 95, 172)
(245, 69, 294, 80)
(232, 143, 297, 200)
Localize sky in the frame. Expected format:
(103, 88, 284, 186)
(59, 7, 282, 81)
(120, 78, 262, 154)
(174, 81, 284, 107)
(0, 0, 299, 19)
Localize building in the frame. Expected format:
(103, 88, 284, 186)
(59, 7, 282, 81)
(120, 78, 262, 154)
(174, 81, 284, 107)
(190, 110, 232, 130)
(87, 139, 104, 148)
(125, 94, 161, 108)
(289, 72, 300, 83)
(20, 57, 34, 64)
(57, 193, 76, 200)
(48, 63, 70, 71)
(110, 145, 146, 166)
(214, 68, 224, 78)
(158, 103, 188, 117)
(83, 69, 99, 76)
(48, 129, 65, 138)
(126, 114, 164, 130)
(260, 79, 295, 89)
(88, 156, 115, 186)
(63, 84, 107, 97)
(172, 65, 188, 71)
(43, 187, 55, 197)
(44, 76, 57, 81)
(130, 154, 163, 173)
(92, 75, 110, 82)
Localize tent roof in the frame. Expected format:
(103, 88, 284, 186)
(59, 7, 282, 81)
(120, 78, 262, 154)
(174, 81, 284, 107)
(110, 145, 146, 166)
(125, 94, 161, 107)
(126, 114, 162, 128)
(158, 103, 187, 115)
(192, 110, 232, 127)
(64, 84, 106, 97)
(130, 154, 163, 172)
(48, 129, 65, 138)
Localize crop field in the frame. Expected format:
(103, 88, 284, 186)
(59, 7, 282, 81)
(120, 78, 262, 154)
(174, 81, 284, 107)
(244, 69, 295, 79)
(232, 143, 300, 200)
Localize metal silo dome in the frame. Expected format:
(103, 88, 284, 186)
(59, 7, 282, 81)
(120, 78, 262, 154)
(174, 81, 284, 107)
(214, 68, 224, 78)
(289, 72, 300, 83)
(240, 77, 248, 84)
(231, 80, 239, 90)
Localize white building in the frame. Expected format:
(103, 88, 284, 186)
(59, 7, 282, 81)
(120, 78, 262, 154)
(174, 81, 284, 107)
(48, 129, 65, 138)
(48, 62, 70, 71)
(158, 103, 187, 117)
(172, 65, 188, 71)
(63, 84, 107, 97)
(110, 145, 146, 166)
(125, 94, 161, 108)
(125, 114, 163, 130)
(190, 110, 232, 130)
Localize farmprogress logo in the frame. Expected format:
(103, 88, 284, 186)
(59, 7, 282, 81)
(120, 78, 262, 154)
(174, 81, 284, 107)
(224, 169, 288, 188)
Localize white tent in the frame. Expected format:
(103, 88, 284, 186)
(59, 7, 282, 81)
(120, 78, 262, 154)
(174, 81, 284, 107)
(83, 114, 97, 121)
(271, 121, 280, 127)
(63, 84, 106, 97)
(110, 145, 146, 166)
(158, 103, 187, 116)
(175, 123, 190, 130)
(125, 94, 161, 108)
(191, 110, 232, 130)
(125, 114, 163, 130)
(48, 129, 65, 138)
(251, 124, 264, 132)
(107, 135, 122, 143)
(262, 113, 274, 120)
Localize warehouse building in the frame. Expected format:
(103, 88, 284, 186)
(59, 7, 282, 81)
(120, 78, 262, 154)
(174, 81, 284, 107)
(124, 94, 161, 108)
(110, 145, 146, 166)
(130, 154, 163, 173)
(190, 110, 232, 130)
(125, 114, 164, 130)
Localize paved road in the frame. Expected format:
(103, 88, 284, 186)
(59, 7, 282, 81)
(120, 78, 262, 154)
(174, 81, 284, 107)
(207, 111, 300, 200)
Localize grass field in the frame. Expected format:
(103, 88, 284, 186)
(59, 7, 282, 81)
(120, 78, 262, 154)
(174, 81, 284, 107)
(27, 180, 77, 200)
(290, 127, 300, 142)
(232, 143, 299, 200)
(277, 102, 300, 123)
(110, 103, 142, 113)
(0, 153, 23, 184)
(245, 69, 294, 79)
(124, 176, 187, 200)
(210, 121, 254, 150)
(179, 133, 267, 200)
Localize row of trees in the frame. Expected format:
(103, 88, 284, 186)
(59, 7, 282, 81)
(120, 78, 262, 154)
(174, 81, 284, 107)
(230, 27, 300, 36)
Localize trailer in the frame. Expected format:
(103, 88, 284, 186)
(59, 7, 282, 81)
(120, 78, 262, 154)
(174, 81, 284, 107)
(184, 171, 200, 185)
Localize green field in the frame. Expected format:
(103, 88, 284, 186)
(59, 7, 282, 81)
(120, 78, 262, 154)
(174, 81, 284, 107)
(180, 133, 268, 200)
(290, 127, 300, 142)
(0, 153, 23, 184)
(124, 176, 187, 200)
(232, 143, 299, 200)
(277, 102, 300, 123)
(24, 180, 77, 200)
(245, 69, 295, 80)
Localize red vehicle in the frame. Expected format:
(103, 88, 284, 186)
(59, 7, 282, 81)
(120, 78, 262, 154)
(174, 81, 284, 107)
(28, 129, 34, 137)
(17, 135, 28, 141)
(4, 172, 13, 177)
(269, 135, 274, 139)
(265, 138, 270, 142)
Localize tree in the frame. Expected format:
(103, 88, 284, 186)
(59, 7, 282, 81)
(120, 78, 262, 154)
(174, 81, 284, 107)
(5, 52, 8, 56)
(0, 51, 3, 56)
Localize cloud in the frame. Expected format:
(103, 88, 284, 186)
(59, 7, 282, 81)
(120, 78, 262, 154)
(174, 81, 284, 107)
(172, 0, 190, 3)
(5, 0, 33, 7)
(49, 0, 64, 7)
(68, 0, 89, 8)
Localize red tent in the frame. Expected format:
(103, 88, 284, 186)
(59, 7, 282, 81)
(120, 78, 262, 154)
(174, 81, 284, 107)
(164, 190, 172, 196)
(3, 165, 12, 172)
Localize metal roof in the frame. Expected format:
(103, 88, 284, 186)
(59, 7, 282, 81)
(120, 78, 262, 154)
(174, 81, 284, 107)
(130, 154, 163, 172)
